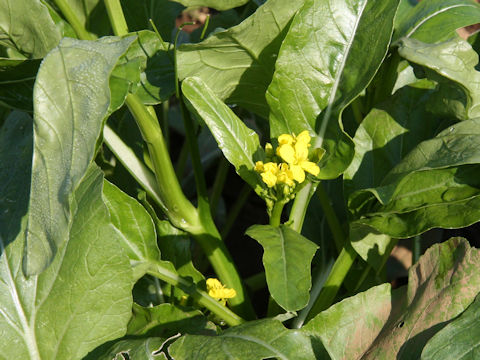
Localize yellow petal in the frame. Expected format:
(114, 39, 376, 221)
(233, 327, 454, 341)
(277, 144, 296, 163)
(261, 171, 277, 187)
(206, 278, 223, 291)
(254, 161, 264, 172)
(278, 134, 293, 145)
(290, 164, 305, 183)
(265, 143, 274, 157)
(296, 130, 311, 145)
(263, 162, 278, 174)
(294, 142, 309, 161)
(300, 160, 320, 176)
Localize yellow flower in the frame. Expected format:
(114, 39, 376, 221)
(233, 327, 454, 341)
(276, 131, 319, 183)
(206, 278, 237, 301)
(276, 163, 294, 187)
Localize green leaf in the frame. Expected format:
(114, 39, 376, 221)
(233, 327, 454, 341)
(0, 111, 33, 252)
(267, 0, 399, 179)
(172, 0, 248, 11)
(0, 59, 40, 111)
(0, 165, 133, 360)
(0, 0, 61, 58)
(398, 37, 480, 119)
(177, 0, 306, 118)
(24, 36, 136, 275)
(246, 225, 318, 311)
(182, 76, 265, 194)
(156, 219, 204, 284)
(422, 293, 480, 360)
(304, 283, 394, 360)
(85, 337, 167, 360)
(102, 180, 163, 281)
(344, 86, 454, 260)
(169, 319, 323, 360)
(123, 0, 183, 41)
(307, 237, 480, 359)
(127, 303, 215, 337)
(364, 238, 480, 359)
(123, 31, 175, 105)
(393, 0, 480, 43)
(348, 118, 480, 238)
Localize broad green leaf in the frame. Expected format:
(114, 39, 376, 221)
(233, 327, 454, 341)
(0, 165, 133, 360)
(267, 0, 398, 179)
(363, 237, 480, 359)
(123, 0, 184, 41)
(172, 0, 248, 11)
(246, 225, 318, 311)
(0, 0, 61, 58)
(344, 86, 453, 261)
(349, 223, 393, 271)
(102, 180, 162, 281)
(304, 283, 394, 360)
(109, 56, 142, 113)
(25, 36, 135, 275)
(169, 319, 323, 360)
(306, 237, 480, 359)
(398, 37, 480, 118)
(0, 111, 32, 252)
(122, 31, 175, 105)
(127, 303, 215, 337)
(0, 60, 40, 111)
(422, 293, 480, 359)
(393, 0, 480, 43)
(177, 0, 306, 118)
(156, 219, 204, 284)
(348, 118, 480, 238)
(182, 76, 265, 194)
(85, 337, 167, 360)
(87, 303, 215, 360)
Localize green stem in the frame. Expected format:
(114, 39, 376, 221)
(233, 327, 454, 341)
(288, 182, 317, 232)
(221, 184, 251, 239)
(105, 0, 254, 319)
(210, 158, 229, 217)
(269, 201, 285, 227)
(148, 261, 244, 326)
(316, 183, 345, 253)
(305, 243, 357, 322)
(103, 0, 129, 35)
(126, 93, 200, 231)
(53, 0, 96, 40)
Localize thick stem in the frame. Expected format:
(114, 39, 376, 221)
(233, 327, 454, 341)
(126, 93, 201, 231)
(305, 243, 357, 322)
(288, 182, 317, 232)
(148, 261, 244, 326)
(269, 201, 285, 227)
(103, 0, 129, 35)
(53, 0, 96, 40)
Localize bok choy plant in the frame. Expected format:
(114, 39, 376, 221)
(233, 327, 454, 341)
(3, 0, 480, 358)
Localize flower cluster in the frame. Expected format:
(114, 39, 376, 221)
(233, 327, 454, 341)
(206, 278, 236, 305)
(254, 131, 320, 198)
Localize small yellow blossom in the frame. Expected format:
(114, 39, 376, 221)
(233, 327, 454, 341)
(265, 142, 274, 157)
(276, 130, 319, 183)
(206, 278, 237, 302)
